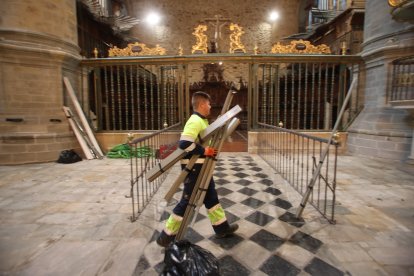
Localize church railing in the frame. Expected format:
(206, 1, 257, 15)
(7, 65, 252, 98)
(81, 54, 363, 132)
(257, 122, 339, 224)
(127, 122, 181, 222)
(251, 61, 362, 131)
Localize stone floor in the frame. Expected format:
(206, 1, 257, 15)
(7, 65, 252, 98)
(0, 153, 413, 275)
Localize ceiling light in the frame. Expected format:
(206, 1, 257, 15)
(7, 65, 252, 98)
(145, 12, 161, 25)
(269, 11, 280, 21)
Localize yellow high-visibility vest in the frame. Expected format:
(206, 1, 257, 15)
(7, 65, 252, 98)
(180, 114, 209, 142)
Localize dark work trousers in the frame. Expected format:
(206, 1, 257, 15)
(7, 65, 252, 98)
(172, 163, 220, 217)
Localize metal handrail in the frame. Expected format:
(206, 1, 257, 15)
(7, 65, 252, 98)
(129, 122, 181, 144)
(258, 122, 339, 144)
(81, 53, 362, 66)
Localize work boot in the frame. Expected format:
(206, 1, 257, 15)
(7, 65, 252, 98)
(156, 230, 176, 247)
(214, 223, 239, 238)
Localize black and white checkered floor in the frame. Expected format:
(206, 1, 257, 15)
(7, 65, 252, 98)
(135, 154, 345, 275)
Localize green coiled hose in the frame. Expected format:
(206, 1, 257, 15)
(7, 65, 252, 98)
(106, 144, 154, 159)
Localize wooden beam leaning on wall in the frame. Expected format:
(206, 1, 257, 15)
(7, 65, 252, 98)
(63, 77, 104, 159)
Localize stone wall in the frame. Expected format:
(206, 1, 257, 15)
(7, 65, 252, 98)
(128, 0, 299, 55)
(127, 0, 300, 85)
(0, 0, 77, 42)
(0, 0, 82, 164)
(188, 63, 249, 87)
(347, 1, 414, 161)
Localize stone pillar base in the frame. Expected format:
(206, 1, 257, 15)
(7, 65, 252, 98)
(0, 132, 81, 164)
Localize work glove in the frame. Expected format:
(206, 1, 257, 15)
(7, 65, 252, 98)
(204, 146, 218, 157)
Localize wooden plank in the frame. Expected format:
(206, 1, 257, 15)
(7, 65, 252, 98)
(147, 148, 186, 182)
(63, 106, 94, 160)
(164, 117, 240, 202)
(63, 77, 104, 158)
(146, 105, 242, 182)
(200, 105, 242, 141)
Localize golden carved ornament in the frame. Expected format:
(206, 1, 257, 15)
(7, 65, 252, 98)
(229, 23, 246, 53)
(191, 24, 208, 54)
(271, 40, 331, 54)
(108, 42, 166, 57)
(388, 0, 404, 7)
(178, 44, 184, 56)
(332, 131, 341, 144)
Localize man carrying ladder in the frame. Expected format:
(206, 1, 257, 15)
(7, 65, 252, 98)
(157, 91, 239, 247)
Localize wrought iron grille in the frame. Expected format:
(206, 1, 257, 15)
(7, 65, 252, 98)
(90, 64, 182, 131)
(390, 55, 414, 102)
(82, 55, 363, 132)
(253, 62, 361, 131)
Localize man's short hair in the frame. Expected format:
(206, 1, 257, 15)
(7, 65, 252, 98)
(192, 91, 211, 110)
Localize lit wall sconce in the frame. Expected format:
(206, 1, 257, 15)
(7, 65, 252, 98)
(145, 12, 161, 25)
(269, 11, 280, 22)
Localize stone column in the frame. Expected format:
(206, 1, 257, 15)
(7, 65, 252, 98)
(0, 0, 81, 164)
(410, 128, 414, 162)
(347, 1, 414, 161)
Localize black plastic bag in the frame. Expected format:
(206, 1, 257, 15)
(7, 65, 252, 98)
(57, 149, 82, 164)
(161, 240, 220, 276)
